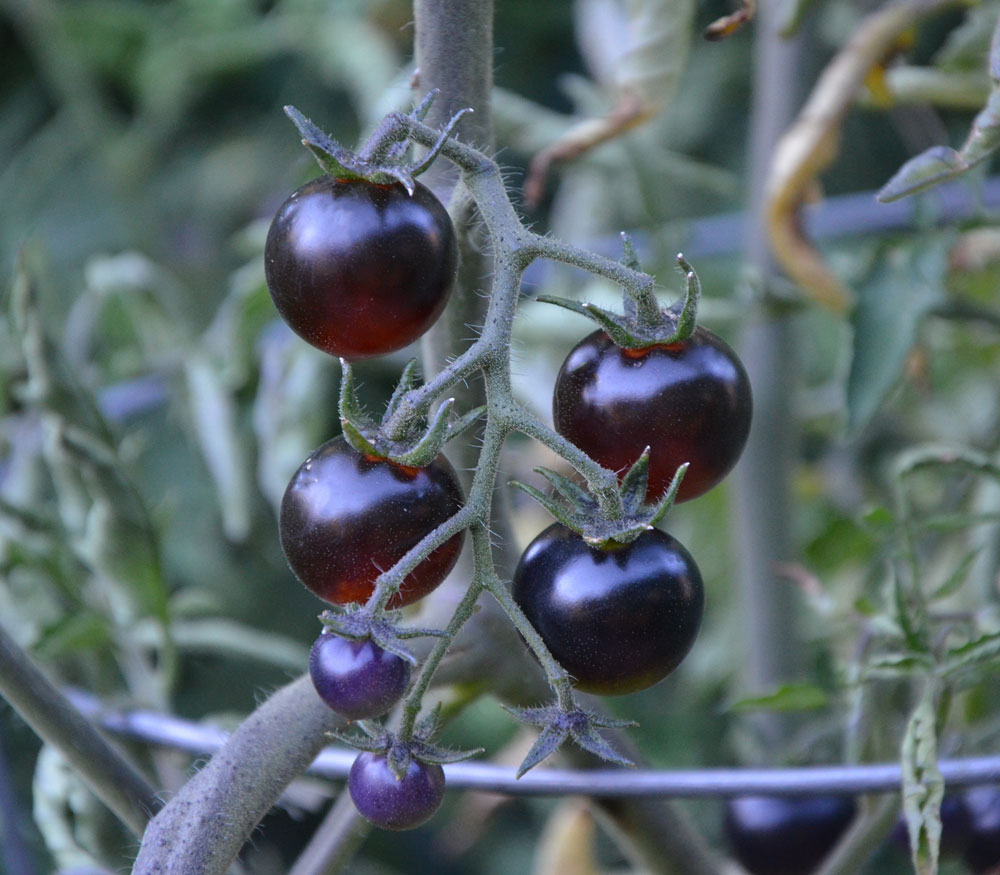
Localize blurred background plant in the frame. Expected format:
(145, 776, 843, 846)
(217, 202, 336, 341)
(3, 0, 1000, 873)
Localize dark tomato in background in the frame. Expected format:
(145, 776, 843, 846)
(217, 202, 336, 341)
(553, 327, 752, 503)
(309, 633, 411, 720)
(348, 752, 446, 831)
(512, 523, 703, 695)
(723, 795, 857, 875)
(964, 786, 1000, 874)
(280, 436, 464, 608)
(265, 177, 458, 360)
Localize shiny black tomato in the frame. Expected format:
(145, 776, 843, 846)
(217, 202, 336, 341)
(280, 436, 464, 608)
(511, 523, 703, 695)
(723, 795, 857, 875)
(553, 327, 752, 503)
(963, 786, 1000, 874)
(264, 177, 458, 360)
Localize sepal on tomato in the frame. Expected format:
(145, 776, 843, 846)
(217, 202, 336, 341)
(318, 606, 447, 666)
(338, 358, 484, 466)
(536, 252, 702, 350)
(511, 455, 688, 547)
(329, 713, 482, 781)
(284, 93, 469, 196)
(502, 703, 637, 777)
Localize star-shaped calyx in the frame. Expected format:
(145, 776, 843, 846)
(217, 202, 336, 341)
(337, 358, 483, 467)
(537, 239, 702, 349)
(501, 703, 638, 777)
(317, 605, 447, 666)
(284, 90, 470, 194)
(329, 704, 482, 780)
(512, 449, 689, 547)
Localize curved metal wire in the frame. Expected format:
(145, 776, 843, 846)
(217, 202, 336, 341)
(68, 690, 1000, 799)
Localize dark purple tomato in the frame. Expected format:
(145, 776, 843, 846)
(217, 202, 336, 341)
(280, 436, 464, 608)
(723, 795, 856, 875)
(511, 523, 703, 695)
(264, 176, 458, 360)
(348, 752, 446, 831)
(309, 633, 411, 720)
(963, 786, 1000, 874)
(553, 327, 752, 503)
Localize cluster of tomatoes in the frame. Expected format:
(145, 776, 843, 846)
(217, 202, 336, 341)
(264, 143, 756, 828)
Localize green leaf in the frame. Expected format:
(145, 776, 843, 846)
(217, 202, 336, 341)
(942, 630, 1000, 677)
(930, 548, 979, 600)
(184, 355, 252, 542)
(846, 235, 951, 434)
(34, 611, 111, 659)
(863, 653, 934, 680)
(900, 682, 944, 875)
(729, 683, 830, 713)
(877, 146, 967, 202)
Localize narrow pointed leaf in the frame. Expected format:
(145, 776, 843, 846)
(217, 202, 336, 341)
(931, 548, 979, 601)
(367, 629, 418, 665)
(410, 743, 484, 765)
(569, 725, 635, 769)
(620, 232, 641, 270)
(326, 727, 384, 752)
(392, 398, 454, 467)
(509, 480, 583, 530)
(517, 724, 570, 778)
(410, 89, 438, 122)
(901, 683, 944, 875)
(285, 106, 363, 180)
(501, 704, 551, 726)
(338, 359, 370, 428)
(385, 359, 421, 419)
(943, 630, 1000, 677)
(410, 107, 473, 178)
(668, 254, 701, 343)
(340, 418, 380, 458)
(446, 405, 486, 443)
(648, 463, 689, 526)
(387, 740, 413, 781)
(619, 448, 652, 513)
(535, 467, 593, 509)
(415, 703, 444, 740)
(534, 295, 597, 320)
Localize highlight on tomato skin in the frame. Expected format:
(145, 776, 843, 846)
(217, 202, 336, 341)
(512, 522, 704, 696)
(279, 436, 464, 609)
(553, 326, 752, 504)
(264, 176, 458, 361)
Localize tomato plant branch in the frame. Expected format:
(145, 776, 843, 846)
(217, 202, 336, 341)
(132, 675, 342, 874)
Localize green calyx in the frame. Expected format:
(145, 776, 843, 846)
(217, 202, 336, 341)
(537, 247, 702, 349)
(501, 702, 637, 777)
(284, 92, 470, 194)
(329, 704, 482, 780)
(510, 451, 689, 547)
(317, 607, 447, 666)
(338, 358, 484, 467)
